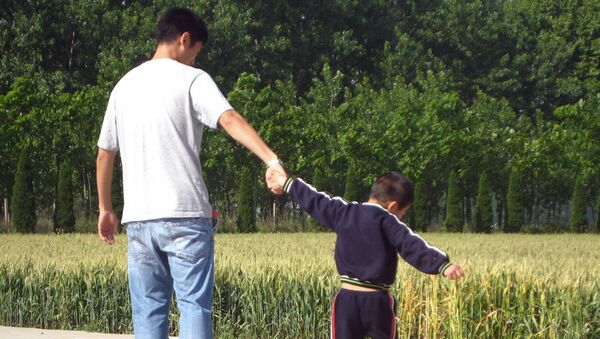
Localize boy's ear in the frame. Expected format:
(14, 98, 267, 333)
(385, 201, 399, 213)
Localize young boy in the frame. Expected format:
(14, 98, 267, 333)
(268, 171, 464, 339)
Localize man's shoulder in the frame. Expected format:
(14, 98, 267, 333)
(113, 60, 211, 91)
(112, 62, 150, 90)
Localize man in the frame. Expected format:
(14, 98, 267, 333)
(96, 7, 285, 339)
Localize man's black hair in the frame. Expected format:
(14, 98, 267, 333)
(369, 171, 414, 210)
(156, 7, 208, 46)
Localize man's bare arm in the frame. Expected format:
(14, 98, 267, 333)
(96, 148, 119, 244)
(218, 109, 287, 193)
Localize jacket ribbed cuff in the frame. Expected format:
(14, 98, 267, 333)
(283, 177, 295, 193)
(438, 261, 452, 275)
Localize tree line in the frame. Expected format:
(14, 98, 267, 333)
(1, 0, 599, 233)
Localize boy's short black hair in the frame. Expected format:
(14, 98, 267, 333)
(156, 7, 208, 46)
(369, 171, 414, 210)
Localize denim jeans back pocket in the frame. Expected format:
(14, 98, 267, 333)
(126, 223, 148, 263)
(166, 218, 213, 263)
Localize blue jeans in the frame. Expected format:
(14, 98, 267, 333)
(126, 217, 215, 339)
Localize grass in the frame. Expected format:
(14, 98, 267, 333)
(0, 233, 598, 338)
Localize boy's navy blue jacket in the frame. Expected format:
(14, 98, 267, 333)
(284, 178, 450, 287)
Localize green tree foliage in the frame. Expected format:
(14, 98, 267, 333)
(506, 167, 524, 233)
(11, 149, 36, 233)
(474, 172, 493, 233)
(55, 161, 75, 233)
(236, 168, 256, 233)
(111, 159, 124, 226)
(445, 172, 462, 232)
(343, 162, 360, 202)
(570, 176, 587, 233)
(0, 1, 598, 233)
(413, 179, 428, 232)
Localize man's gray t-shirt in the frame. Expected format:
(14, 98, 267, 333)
(98, 59, 232, 224)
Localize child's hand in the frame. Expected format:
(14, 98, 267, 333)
(266, 166, 287, 195)
(442, 263, 464, 280)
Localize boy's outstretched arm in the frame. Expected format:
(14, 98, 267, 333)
(383, 216, 464, 279)
(270, 173, 347, 231)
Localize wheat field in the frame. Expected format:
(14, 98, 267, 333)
(0, 232, 598, 338)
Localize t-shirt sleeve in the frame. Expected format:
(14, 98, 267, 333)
(190, 72, 233, 129)
(97, 92, 119, 151)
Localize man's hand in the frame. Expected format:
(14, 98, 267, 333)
(266, 164, 287, 195)
(98, 210, 119, 245)
(442, 263, 465, 280)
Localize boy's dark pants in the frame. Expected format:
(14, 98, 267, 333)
(331, 289, 397, 339)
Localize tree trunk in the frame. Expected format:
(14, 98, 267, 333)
(464, 193, 472, 232)
(496, 198, 504, 230)
(3, 197, 8, 225)
(69, 29, 76, 70)
(87, 172, 92, 219)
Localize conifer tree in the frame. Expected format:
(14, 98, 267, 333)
(595, 194, 600, 233)
(444, 171, 462, 232)
(475, 172, 493, 233)
(11, 148, 36, 233)
(570, 176, 587, 233)
(506, 167, 524, 233)
(55, 161, 75, 232)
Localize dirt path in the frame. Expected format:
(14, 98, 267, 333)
(0, 326, 177, 338)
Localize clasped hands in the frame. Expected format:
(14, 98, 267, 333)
(265, 164, 287, 195)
